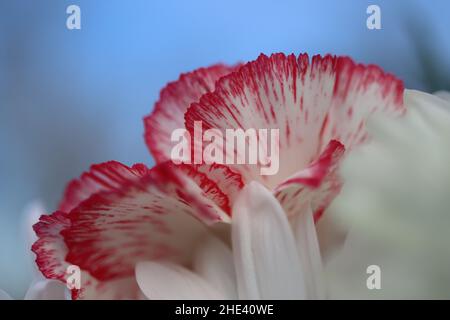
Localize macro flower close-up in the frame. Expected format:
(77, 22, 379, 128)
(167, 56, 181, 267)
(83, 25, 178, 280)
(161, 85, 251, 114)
(1, 0, 450, 310)
(20, 52, 408, 300)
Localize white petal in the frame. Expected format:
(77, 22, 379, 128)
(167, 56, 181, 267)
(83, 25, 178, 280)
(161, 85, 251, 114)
(135, 261, 224, 300)
(192, 234, 237, 299)
(291, 206, 326, 299)
(231, 181, 307, 299)
(406, 89, 450, 122)
(24, 279, 68, 300)
(433, 90, 450, 103)
(329, 89, 450, 298)
(0, 288, 13, 300)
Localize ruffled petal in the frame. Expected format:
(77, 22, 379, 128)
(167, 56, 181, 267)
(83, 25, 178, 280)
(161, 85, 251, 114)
(274, 140, 345, 220)
(33, 161, 243, 299)
(61, 166, 210, 282)
(231, 182, 307, 299)
(176, 163, 244, 218)
(185, 53, 404, 189)
(59, 161, 151, 213)
(31, 210, 143, 299)
(136, 261, 224, 299)
(32, 211, 71, 282)
(144, 64, 238, 163)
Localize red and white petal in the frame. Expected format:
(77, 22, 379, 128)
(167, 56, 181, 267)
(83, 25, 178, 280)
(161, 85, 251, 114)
(31, 211, 142, 299)
(60, 160, 242, 222)
(178, 163, 244, 215)
(144, 64, 238, 163)
(59, 161, 150, 213)
(33, 160, 243, 299)
(185, 53, 404, 189)
(60, 161, 243, 284)
(32, 211, 71, 281)
(274, 140, 345, 220)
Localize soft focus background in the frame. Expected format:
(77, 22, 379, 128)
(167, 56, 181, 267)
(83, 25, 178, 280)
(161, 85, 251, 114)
(1, 0, 449, 298)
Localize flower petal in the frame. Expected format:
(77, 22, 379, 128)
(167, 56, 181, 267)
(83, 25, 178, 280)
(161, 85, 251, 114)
(407, 89, 450, 124)
(136, 261, 224, 299)
(192, 234, 237, 299)
(61, 163, 219, 281)
(274, 139, 344, 220)
(24, 279, 68, 300)
(32, 210, 143, 299)
(291, 206, 325, 299)
(232, 181, 307, 299)
(177, 163, 244, 217)
(59, 161, 151, 213)
(144, 64, 238, 163)
(335, 89, 450, 244)
(185, 53, 404, 189)
(60, 160, 243, 221)
(32, 211, 71, 282)
(434, 90, 450, 103)
(327, 90, 450, 299)
(34, 160, 243, 299)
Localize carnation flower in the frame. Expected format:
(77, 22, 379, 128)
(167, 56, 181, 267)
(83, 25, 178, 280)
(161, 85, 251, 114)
(32, 53, 405, 299)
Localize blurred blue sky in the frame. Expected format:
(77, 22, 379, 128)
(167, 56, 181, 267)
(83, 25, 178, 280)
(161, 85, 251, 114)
(1, 0, 449, 297)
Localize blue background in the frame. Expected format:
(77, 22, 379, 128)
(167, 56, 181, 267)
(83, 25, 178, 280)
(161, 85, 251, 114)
(1, 0, 449, 297)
